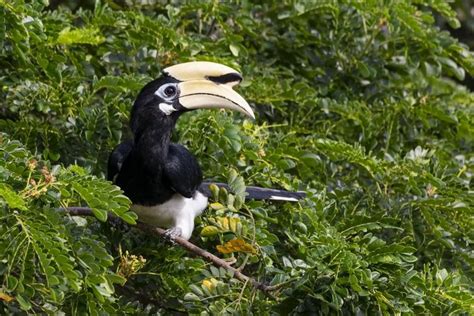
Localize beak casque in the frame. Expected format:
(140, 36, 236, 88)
(163, 61, 255, 119)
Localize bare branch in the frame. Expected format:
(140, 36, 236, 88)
(61, 207, 278, 296)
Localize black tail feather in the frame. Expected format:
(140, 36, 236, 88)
(199, 182, 305, 201)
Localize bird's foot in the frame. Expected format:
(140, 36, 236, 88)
(164, 227, 182, 244)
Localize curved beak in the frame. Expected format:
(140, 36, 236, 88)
(178, 80, 254, 118)
(164, 61, 255, 119)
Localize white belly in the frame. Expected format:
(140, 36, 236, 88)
(131, 192, 208, 240)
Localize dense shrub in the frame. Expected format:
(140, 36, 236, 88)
(0, 0, 472, 314)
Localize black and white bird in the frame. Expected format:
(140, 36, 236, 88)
(108, 61, 304, 240)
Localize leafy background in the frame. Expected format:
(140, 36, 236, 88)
(0, 0, 473, 314)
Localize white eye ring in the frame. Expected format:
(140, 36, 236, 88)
(155, 83, 179, 101)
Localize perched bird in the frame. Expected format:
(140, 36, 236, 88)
(108, 61, 304, 240)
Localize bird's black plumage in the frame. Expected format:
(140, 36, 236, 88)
(107, 140, 132, 182)
(108, 76, 201, 206)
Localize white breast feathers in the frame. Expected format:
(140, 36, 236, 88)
(131, 191, 208, 240)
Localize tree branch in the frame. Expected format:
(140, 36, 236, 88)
(62, 207, 281, 296)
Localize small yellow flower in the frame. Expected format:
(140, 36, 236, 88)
(117, 249, 146, 279)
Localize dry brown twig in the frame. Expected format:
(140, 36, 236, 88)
(62, 207, 283, 296)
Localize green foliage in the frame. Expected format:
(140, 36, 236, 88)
(1, 0, 473, 314)
(0, 133, 132, 314)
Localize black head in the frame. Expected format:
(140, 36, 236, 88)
(129, 61, 255, 136)
(130, 75, 184, 135)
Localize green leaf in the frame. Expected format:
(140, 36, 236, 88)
(183, 292, 200, 301)
(57, 27, 105, 45)
(16, 294, 32, 311)
(201, 225, 220, 237)
(229, 44, 240, 57)
(0, 183, 27, 210)
(6, 275, 18, 291)
(120, 212, 138, 225)
(91, 208, 108, 222)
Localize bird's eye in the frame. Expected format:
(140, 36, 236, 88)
(154, 83, 179, 100)
(164, 85, 176, 97)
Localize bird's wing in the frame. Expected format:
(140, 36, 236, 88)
(199, 182, 305, 202)
(107, 140, 134, 182)
(163, 144, 203, 198)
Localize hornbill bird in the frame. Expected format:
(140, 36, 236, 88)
(108, 61, 305, 240)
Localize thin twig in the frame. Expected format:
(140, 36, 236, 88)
(61, 207, 280, 296)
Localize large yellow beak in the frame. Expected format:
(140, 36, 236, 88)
(164, 61, 255, 119)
